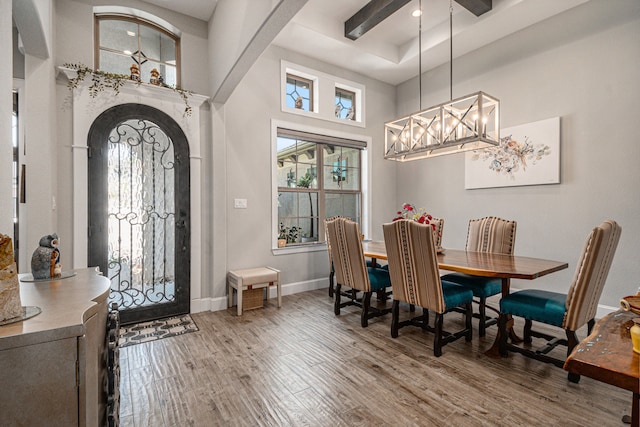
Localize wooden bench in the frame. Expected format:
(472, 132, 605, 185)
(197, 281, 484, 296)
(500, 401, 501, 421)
(227, 267, 281, 316)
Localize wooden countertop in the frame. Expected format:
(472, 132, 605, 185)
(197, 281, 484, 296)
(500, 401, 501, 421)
(0, 267, 110, 351)
(565, 310, 640, 393)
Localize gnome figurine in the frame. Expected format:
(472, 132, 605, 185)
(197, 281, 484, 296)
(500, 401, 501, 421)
(31, 233, 61, 280)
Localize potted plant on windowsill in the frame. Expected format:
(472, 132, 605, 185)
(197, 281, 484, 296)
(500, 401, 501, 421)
(278, 223, 301, 247)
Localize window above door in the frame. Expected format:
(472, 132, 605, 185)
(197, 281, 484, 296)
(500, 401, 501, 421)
(95, 14, 181, 87)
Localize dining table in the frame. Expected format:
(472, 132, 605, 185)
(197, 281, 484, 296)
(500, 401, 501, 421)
(564, 309, 639, 425)
(361, 240, 569, 356)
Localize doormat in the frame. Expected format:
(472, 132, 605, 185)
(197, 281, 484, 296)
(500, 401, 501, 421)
(118, 314, 198, 348)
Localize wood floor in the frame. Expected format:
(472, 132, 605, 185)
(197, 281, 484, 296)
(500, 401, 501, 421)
(118, 289, 631, 426)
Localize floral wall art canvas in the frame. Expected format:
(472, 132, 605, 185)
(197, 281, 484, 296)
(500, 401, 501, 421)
(464, 117, 560, 189)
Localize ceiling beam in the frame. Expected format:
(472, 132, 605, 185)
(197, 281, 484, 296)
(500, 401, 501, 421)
(344, 0, 411, 41)
(455, 0, 492, 17)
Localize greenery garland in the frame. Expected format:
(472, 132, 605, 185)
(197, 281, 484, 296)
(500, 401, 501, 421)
(63, 63, 193, 117)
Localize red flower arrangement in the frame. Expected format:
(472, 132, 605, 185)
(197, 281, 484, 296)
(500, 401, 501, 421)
(393, 203, 437, 231)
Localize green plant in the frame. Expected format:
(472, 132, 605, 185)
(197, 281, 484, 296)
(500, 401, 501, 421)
(278, 223, 301, 244)
(63, 62, 193, 117)
(297, 171, 316, 239)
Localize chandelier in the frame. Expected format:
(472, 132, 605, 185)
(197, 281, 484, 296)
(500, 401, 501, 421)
(384, 0, 500, 162)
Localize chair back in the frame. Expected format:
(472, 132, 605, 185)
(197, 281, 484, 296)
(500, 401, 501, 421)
(383, 219, 446, 313)
(563, 220, 621, 330)
(324, 216, 342, 270)
(466, 216, 516, 255)
(431, 217, 445, 248)
(326, 218, 371, 292)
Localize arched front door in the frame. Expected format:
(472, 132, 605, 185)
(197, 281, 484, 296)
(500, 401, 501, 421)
(88, 104, 190, 324)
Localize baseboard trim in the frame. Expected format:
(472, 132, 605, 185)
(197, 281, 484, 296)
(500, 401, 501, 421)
(192, 281, 620, 320)
(191, 277, 328, 313)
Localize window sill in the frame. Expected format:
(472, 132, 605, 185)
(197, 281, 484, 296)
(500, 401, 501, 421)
(272, 242, 327, 256)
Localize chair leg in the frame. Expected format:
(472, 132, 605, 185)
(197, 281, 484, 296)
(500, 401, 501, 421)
(524, 319, 533, 344)
(409, 304, 416, 313)
(465, 303, 473, 342)
(434, 313, 444, 357)
(587, 318, 595, 335)
(478, 296, 487, 337)
(334, 283, 342, 315)
(328, 270, 334, 298)
(566, 329, 581, 383)
(361, 291, 372, 328)
(391, 300, 400, 338)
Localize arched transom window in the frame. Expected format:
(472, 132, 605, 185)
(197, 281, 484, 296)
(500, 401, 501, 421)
(95, 15, 181, 87)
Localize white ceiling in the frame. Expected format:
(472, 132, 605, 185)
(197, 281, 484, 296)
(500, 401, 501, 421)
(140, 0, 591, 85)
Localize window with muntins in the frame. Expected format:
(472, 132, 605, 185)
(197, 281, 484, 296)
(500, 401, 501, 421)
(335, 87, 356, 120)
(285, 74, 313, 112)
(95, 15, 180, 87)
(276, 128, 363, 246)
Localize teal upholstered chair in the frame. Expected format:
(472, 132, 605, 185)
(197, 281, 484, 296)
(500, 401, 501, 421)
(383, 219, 473, 356)
(498, 220, 621, 382)
(441, 216, 516, 337)
(326, 218, 392, 327)
(325, 216, 381, 298)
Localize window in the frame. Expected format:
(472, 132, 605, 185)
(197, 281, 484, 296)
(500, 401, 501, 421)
(335, 86, 356, 120)
(95, 15, 180, 87)
(281, 62, 365, 126)
(276, 128, 363, 247)
(285, 74, 313, 112)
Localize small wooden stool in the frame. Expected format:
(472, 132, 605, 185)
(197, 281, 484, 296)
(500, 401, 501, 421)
(227, 267, 281, 316)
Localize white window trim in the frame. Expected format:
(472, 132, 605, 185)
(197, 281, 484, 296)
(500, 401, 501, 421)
(271, 119, 370, 254)
(281, 61, 366, 128)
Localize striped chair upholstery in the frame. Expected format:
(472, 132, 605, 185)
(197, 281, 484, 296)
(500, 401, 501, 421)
(432, 217, 445, 249)
(383, 219, 473, 357)
(325, 216, 381, 297)
(326, 218, 392, 327)
(441, 216, 517, 337)
(381, 217, 443, 271)
(498, 220, 621, 382)
(324, 216, 341, 298)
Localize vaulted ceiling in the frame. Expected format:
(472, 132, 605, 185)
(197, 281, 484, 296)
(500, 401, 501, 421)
(142, 0, 593, 85)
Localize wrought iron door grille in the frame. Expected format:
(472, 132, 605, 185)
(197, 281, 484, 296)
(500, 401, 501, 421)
(107, 119, 176, 310)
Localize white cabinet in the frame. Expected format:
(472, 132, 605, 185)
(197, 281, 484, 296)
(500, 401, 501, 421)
(0, 268, 111, 426)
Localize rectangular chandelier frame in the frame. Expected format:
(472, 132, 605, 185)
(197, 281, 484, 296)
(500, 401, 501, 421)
(384, 91, 500, 162)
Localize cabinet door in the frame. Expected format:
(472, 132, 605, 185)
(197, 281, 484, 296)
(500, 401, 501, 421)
(78, 305, 108, 427)
(0, 337, 79, 426)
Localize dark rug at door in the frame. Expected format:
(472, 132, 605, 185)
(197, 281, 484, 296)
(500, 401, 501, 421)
(118, 314, 198, 347)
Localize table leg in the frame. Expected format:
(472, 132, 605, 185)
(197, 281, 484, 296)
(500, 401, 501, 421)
(485, 278, 522, 357)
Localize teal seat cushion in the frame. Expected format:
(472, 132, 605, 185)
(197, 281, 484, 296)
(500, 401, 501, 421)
(441, 280, 474, 311)
(367, 267, 391, 291)
(440, 273, 502, 298)
(500, 289, 567, 327)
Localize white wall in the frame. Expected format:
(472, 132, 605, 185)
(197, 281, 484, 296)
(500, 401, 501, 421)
(394, 1, 640, 308)
(214, 44, 396, 298)
(0, 1, 13, 238)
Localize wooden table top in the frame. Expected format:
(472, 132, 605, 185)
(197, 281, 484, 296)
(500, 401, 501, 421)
(564, 310, 640, 393)
(362, 241, 569, 280)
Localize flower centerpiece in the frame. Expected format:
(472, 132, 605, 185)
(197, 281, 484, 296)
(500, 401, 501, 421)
(393, 203, 437, 231)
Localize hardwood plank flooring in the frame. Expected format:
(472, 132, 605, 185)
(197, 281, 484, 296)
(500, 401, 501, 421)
(119, 290, 632, 426)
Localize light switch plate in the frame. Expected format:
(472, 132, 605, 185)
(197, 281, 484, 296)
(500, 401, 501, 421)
(234, 198, 247, 209)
